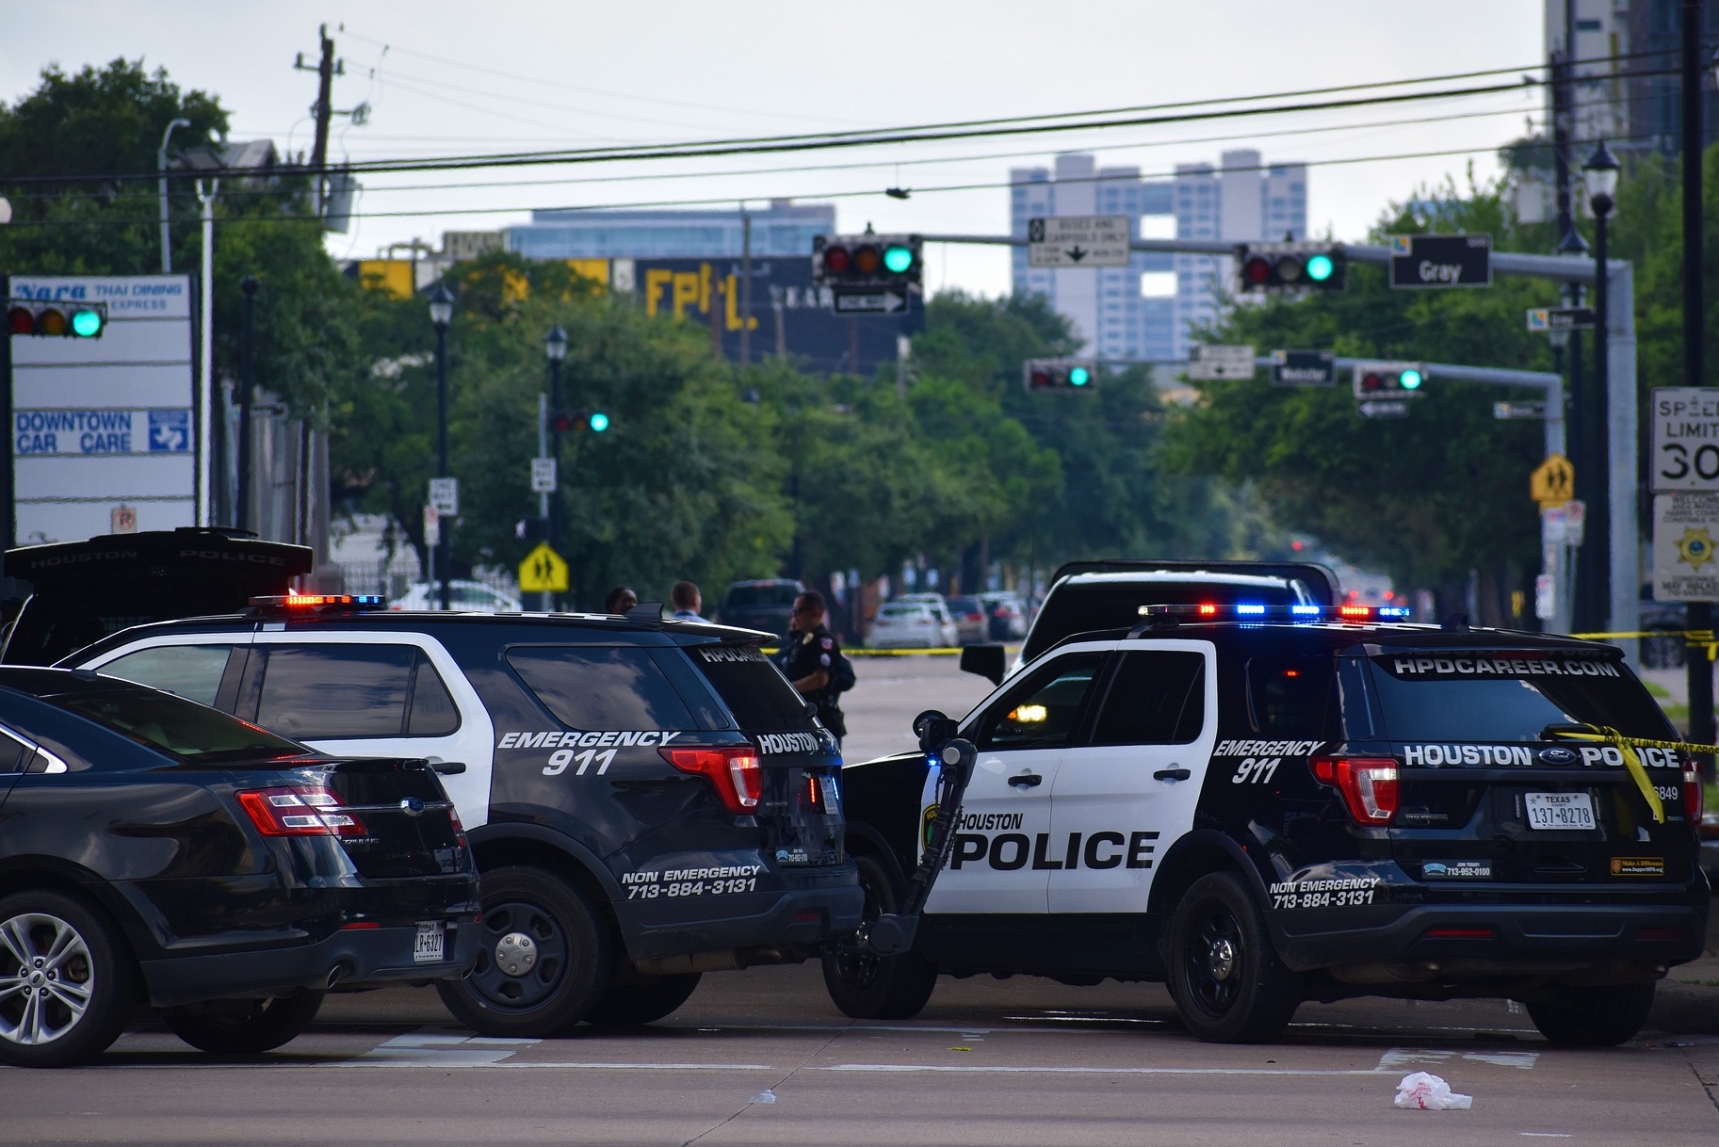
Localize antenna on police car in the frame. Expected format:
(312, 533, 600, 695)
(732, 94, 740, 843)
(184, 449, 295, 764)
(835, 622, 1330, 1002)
(627, 601, 664, 621)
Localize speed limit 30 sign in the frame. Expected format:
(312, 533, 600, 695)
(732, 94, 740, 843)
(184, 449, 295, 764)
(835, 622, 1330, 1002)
(1651, 388, 1719, 491)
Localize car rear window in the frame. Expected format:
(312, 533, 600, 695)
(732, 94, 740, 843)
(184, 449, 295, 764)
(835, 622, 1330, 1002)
(1246, 653, 1338, 737)
(685, 644, 815, 731)
(1024, 581, 1299, 662)
(507, 647, 696, 730)
(725, 585, 800, 608)
(1365, 652, 1673, 742)
(48, 686, 306, 764)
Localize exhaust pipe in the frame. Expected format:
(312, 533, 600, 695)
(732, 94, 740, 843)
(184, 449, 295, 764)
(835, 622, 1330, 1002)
(326, 960, 355, 988)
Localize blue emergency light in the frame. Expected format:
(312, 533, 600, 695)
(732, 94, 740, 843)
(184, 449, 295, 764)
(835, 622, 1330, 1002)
(1138, 602, 1413, 624)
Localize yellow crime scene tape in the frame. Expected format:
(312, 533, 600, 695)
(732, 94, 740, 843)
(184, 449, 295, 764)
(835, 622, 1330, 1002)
(1543, 723, 1719, 825)
(1570, 628, 1717, 658)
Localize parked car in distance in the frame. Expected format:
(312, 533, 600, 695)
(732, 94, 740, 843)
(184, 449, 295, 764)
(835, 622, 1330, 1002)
(869, 601, 958, 649)
(945, 596, 988, 645)
(717, 579, 805, 639)
(978, 591, 1027, 641)
(0, 667, 479, 1067)
(392, 580, 523, 613)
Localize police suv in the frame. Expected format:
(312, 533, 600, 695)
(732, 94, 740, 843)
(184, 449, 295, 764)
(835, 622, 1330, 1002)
(830, 603, 1708, 1045)
(59, 596, 861, 1037)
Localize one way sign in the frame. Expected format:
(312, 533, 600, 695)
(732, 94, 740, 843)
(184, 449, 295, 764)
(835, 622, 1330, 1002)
(1027, 216, 1132, 268)
(831, 288, 907, 315)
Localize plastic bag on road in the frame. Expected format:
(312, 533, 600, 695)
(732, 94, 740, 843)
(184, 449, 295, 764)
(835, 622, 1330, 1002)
(1393, 1071, 1473, 1110)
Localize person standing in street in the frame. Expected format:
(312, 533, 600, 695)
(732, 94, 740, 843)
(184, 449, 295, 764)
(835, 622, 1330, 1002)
(604, 586, 638, 614)
(778, 591, 854, 746)
(669, 582, 704, 621)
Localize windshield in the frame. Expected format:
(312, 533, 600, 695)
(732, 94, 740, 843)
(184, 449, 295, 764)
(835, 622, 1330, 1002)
(1365, 653, 1673, 743)
(48, 686, 308, 764)
(1023, 580, 1300, 662)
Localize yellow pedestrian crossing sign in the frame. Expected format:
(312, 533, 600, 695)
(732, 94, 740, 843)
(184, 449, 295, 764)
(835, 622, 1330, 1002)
(519, 542, 569, 594)
(1530, 453, 1575, 506)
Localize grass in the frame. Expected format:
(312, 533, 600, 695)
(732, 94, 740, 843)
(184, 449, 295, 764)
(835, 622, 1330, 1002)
(1645, 680, 1673, 699)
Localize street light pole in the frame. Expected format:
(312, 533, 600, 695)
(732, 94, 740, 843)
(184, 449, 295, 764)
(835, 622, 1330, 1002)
(543, 324, 567, 610)
(429, 284, 455, 611)
(1685, 0, 1715, 768)
(157, 118, 191, 276)
(1583, 142, 1620, 640)
(238, 276, 258, 531)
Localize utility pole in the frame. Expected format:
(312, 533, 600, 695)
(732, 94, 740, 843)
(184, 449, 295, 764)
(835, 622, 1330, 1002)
(295, 25, 337, 216)
(740, 209, 753, 366)
(238, 276, 258, 532)
(1682, 0, 1715, 770)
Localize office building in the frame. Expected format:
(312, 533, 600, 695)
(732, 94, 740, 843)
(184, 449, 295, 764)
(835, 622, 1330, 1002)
(505, 200, 834, 260)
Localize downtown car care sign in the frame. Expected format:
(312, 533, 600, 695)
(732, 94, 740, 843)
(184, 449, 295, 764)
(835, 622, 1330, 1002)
(8, 276, 195, 543)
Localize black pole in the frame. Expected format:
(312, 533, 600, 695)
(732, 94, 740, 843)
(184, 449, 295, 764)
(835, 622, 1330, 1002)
(435, 319, 451, 611)
(1592, 198, 1611, 631)
(548, 353, 561, 558)
(1682, 0, 1715, 768)
(237, 276, 258, 531)
(0, 273, 12, 553)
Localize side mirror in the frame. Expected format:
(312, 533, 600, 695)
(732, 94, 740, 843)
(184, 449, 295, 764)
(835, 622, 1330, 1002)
(960, 643, 1005, 686)
(913, 709, 959, 753)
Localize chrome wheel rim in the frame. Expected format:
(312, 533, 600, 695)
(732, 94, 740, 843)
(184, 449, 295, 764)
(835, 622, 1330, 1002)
(0, 912, 95, 1047)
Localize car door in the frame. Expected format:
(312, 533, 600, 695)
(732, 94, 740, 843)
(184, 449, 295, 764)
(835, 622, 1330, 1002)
(77, 637, 253, 710)
(1047, 640, 1216, 914)
(923, 647, 1109, 915)
(239, 632, 496, 829)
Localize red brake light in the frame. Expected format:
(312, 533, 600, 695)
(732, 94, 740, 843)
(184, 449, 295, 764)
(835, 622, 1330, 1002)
(237, 786, 366, 837)
(1683, 766, 1703, 823)
(662, 746, 762, 815)
(804, 772, 825, 812)
(1309, 756, 1398, 824)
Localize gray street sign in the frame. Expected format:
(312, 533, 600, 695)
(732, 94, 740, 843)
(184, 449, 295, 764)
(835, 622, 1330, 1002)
(1526, 306, 1595, 332)
(1187, 344, 1255, 381)
(1389, 234, 1492, 289)
(1270, 349, 1336, 387)
(1026, 216, 1133, 268)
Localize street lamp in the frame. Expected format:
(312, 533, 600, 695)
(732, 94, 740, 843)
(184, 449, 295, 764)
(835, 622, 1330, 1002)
(158, 117, 192, 275)
(542, 324, 568, 606)
(1581, 140, 1620, 635)
(429, 284, 455, 611)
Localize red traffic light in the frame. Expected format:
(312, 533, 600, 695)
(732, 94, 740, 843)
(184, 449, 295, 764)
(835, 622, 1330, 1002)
(822, 246, 851, 275)
(1242, 256, 1272, 286)
(549, 411, 576, 434)
(6, 305, 33, 335)
(1361, 372, 1383, 392)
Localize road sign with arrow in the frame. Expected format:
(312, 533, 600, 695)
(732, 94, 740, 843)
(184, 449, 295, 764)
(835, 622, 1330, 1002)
(832, 288, 908, 315)
(1027, 216, 1132, 268)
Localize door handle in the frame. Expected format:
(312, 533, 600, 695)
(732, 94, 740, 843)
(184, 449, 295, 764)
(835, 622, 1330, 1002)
(1010, 772, 1043, 788)
(1153, 767, 1191, 782)
(429, 761, 467, 775)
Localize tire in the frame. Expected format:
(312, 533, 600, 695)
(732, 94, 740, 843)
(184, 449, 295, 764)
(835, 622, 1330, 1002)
(1525, 982, 1656, 1047)
(1167, 872, 1300, 1043)
(436, 866, 608, 1038)
(0, 889, 138, 1068)
(583, 973, 702, 1028)
(821, 854, 938, 1020)
(165, 991, 324, 1055)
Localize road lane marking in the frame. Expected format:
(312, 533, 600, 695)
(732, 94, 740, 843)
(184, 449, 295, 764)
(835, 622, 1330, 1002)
(822, 1064, 1392, 1076)
(343, 1031, 540, 1068)
(1378, 1048, 1538, 1072)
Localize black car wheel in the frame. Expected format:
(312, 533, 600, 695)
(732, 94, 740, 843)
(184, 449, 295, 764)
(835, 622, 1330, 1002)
(0, 890, 137, 1068)
(436, 866, 608, 1038)
(165, 991, 324, 1055)
(583, 973, 702, 1028)
(1167, 872, 1299, 1043)
(1525, 982, 1656, 1046)
(821, 854, 938, 1020)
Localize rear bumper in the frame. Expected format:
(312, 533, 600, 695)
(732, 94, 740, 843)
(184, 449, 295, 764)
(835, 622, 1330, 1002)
(620, 864, 863, 963)
(140, 917, 481, 1007)
(1273, 896, 1710, 977)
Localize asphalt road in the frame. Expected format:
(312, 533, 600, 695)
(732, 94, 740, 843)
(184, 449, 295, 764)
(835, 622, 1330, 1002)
(4, 657, 1717, 1145)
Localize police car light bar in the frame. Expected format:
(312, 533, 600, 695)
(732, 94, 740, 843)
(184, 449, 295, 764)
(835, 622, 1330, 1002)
(1137, 602, 1412, 623)
(250, 594, 386, 612)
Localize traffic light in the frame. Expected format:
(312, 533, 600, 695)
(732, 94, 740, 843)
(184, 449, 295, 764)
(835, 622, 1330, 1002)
(1235, 243, 1346, 294)
(1023, 358, 1099, 392)
(549, 409, 612, 433)
(1352, 361, 1426, 398)
(813, 233, 923, 288)
(6, 299, 107, 338)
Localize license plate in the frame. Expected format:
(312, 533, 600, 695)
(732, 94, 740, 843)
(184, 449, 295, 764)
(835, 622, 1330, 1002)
(413, 921, 445, 963)
(1524, 792, 1596, 831)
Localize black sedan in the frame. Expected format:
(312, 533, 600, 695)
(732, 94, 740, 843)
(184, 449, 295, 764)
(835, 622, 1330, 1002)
(0, 668, 479, 1067)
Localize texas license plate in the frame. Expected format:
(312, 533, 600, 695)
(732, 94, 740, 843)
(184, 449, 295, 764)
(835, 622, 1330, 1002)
(413, 921, 445, 963)
(1524, 792, 1596, 831)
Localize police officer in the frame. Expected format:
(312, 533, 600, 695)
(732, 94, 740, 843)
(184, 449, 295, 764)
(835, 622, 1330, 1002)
(779, 591, 854, 746)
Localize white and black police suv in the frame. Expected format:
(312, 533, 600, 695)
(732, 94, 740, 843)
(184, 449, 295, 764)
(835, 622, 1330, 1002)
(55, 594, 861, 1037)
(831, 602, 1708, 1045)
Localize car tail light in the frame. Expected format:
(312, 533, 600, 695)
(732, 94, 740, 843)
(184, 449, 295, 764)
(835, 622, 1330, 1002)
(1683, 766, 1703, 823)
(662, 746, 762, 815)
(1424, 925, 1495, 939)
(449, 805, 469, 850)
(1310, 756, 1399, 824)
(804, 772, 825, 812)
(237, 786, 366, 837)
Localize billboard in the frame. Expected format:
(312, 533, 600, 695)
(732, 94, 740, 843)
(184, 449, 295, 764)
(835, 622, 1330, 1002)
(8, 275, 196, 544)
(620, 257, 920, 376)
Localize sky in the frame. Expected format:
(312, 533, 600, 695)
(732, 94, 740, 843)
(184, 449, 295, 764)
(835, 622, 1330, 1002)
(1, 1, 1547, 296)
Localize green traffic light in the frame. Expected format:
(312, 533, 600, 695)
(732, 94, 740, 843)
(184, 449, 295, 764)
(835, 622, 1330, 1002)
(1305, 253, 1335, 282)
(588, 412, 610, 432)
(883, 245, 914, 274)
(70, 309, 103, 337)
(1068, 367, 1091, 387)
(1399, 368, 1423, 390)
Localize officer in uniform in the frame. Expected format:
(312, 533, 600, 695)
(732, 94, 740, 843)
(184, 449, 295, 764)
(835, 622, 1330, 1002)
(778, 591, 854, 746)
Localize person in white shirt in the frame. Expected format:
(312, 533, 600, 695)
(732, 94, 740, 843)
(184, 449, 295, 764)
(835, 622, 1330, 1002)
(669, 581, 704, 622)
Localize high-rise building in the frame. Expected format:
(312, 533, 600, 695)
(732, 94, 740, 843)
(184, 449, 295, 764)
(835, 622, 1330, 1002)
(1009, 155, 1174, 362)
(1171, 150, 1306, 358)
(505, 200, 835, 260)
